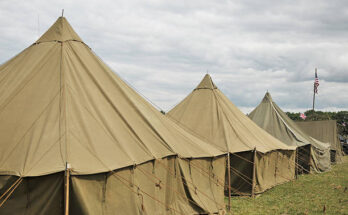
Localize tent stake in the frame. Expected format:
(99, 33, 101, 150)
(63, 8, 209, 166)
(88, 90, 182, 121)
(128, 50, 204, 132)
(251, 148, 256, 198)
(227, 152, 231, 212)
(65, 163, 71, 215)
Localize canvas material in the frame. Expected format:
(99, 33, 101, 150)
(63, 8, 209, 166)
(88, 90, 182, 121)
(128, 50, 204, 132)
(249, 92, 331, 173)
(168, 75, 296, 195)
(0, 17, 227, 214)
(0, 17, 225, 177)
(297, 120, 344, 162)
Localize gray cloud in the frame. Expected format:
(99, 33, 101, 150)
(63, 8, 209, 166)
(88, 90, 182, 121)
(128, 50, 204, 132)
(0, 0, 347, 113)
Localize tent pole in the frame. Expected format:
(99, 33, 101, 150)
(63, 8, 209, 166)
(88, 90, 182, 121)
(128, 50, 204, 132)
(312, 86, 316, 111)
(251, 148, 256, 198)
(65, 163, 71, 215)
(227, 152, 231, 212)
(295, 148, 298, 179)
(312, 68, 317, 111)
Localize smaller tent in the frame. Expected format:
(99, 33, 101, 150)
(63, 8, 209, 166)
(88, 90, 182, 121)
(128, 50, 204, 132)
(249, 92, 331, 173)
(168, 75, 296, 196)
(296, 120, 344, 163)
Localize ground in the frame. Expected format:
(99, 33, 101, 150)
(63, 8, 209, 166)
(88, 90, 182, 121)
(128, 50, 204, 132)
(226, 156, 348, 215)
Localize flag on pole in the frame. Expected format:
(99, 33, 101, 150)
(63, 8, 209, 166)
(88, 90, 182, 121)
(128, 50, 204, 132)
(314, 70, 319, 94)
(300, 113, 307, 120)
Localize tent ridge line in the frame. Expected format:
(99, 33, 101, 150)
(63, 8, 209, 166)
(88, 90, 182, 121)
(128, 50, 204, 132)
(269, 99, 308, 147)
(65, 85, 155, 163)
(214, 91, 260, 152)
(0, 44, 59, 115)
(64, 42, 170, 160)
(83, 44, 177, 154)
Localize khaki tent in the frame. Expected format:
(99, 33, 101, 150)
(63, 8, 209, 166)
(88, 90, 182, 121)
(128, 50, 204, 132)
(168, 75, 296, 195)
(0, 17, 227, 214)
(249, 92, 331, 173)
(296, 120, 344, 163)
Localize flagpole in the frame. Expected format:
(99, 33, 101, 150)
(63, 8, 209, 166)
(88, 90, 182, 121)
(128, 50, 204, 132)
(312, 68, 317, 111)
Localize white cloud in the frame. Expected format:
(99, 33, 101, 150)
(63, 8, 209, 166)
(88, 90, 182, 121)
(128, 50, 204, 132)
(0, 0, 347, 112)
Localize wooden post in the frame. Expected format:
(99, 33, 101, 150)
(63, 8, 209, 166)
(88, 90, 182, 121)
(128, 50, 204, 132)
(65, 163, 71, 215)
(227, 152, 231, 212)
(308, 145, 312, 173)
(251, 148, 256, 198)
(312, 86, 316, 111)
(295, 148, 298, 179)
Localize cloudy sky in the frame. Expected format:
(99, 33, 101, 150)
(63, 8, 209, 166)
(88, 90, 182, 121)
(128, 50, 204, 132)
(0, 0, 347, 113)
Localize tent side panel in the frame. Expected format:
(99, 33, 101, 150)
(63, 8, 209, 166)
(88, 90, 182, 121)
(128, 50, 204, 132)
(0, 173, 64, 215)
(296, 120, 344, 162)
(254, 150, 295, 193)
(310, 145, 331, 173)
(178, 156, 226, 214)
(70, 157, 200, 215)
(276, 150, 296, 184)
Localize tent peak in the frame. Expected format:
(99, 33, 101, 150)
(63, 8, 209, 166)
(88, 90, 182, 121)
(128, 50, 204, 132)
(262, 91, 273, 103)
(36, 16, 82, 43)
(195, 74, 217, 90)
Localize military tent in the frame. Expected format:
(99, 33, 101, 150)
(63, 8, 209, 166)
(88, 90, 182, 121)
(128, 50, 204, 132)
(296, 120, 344, 163)
(168, 75, 296, 196)
(249, 92, 331, 173)
(0, 17, 227, 215)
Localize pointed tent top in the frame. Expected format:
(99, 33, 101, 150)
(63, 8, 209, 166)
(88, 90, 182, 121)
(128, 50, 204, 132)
(169, 75, 296, 154)
(36, 17, 82, 43)
(262, 91, 273, 103)
(194, 74, 217, 90)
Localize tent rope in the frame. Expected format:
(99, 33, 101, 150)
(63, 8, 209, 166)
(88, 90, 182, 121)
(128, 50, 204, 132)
(67, 130, 224, 214)
(0, 178, 23, 208)
(109, 172, 186, 215)
(229, 166, 253, 186)
(230, 152, 254, 164)
(152, 160, 224, 209)
(136, 165, 224, 210)
(177, 157, 257, 195)
(0, 177, 22, 201)
(179, 157, 228, 185)
(156, 158, 246, 196)
(90, 49, 165, 112)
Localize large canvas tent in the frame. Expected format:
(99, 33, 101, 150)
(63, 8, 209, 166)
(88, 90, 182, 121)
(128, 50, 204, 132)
(249, 92, 331, 173)
(0, 17, 227, 215)
(296, 120, 344, 163)
(168, 74, 296, 196)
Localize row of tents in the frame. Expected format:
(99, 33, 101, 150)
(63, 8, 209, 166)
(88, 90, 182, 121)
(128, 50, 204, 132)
(0, 17, 344, 215)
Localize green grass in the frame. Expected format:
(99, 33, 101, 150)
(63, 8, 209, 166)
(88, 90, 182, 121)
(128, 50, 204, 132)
(226, 156, 348, 215)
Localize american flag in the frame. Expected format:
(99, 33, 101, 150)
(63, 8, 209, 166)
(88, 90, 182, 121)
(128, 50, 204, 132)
(300, 113, 307, 120)
(314, 70, 319, 94)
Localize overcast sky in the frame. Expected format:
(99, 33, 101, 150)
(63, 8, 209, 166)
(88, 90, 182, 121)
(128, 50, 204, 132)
(1, 0, 347, 113)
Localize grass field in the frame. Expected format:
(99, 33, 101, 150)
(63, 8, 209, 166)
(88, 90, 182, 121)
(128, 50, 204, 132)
(226, 156, 348, 215)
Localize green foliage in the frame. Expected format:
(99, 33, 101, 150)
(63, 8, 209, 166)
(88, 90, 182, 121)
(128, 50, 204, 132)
(286, 111, 348, 137)
(226, 157, 348, 215)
